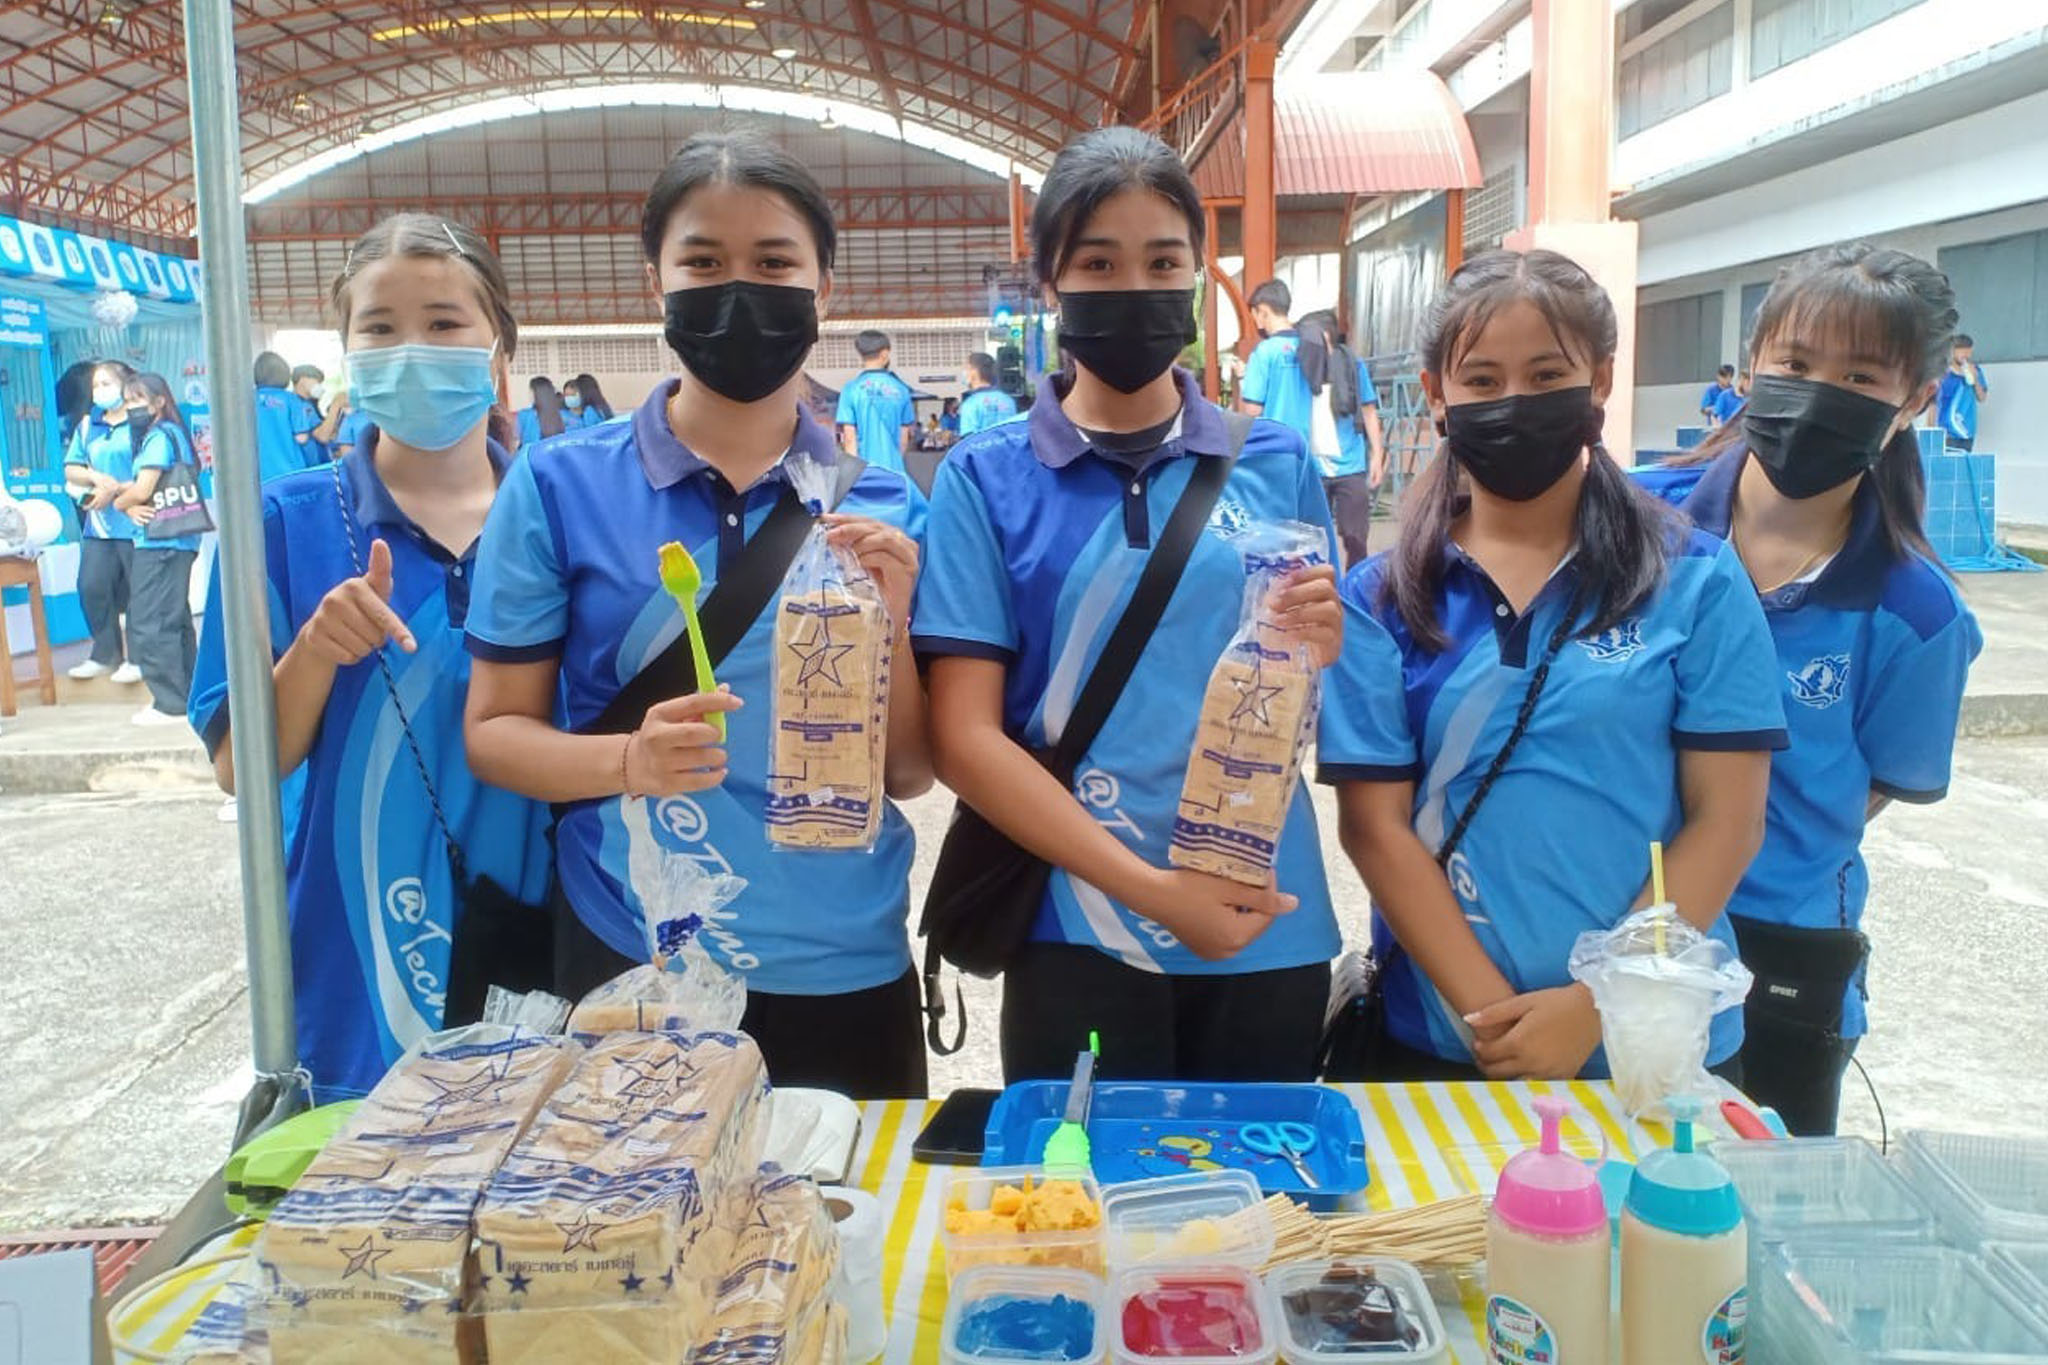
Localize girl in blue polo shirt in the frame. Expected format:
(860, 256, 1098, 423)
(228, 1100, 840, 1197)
(464, 132, 934, 1100)
(62, 360, 140, 684)
(253, 351, 312, 483)
(191, 214, 551, 1102)
(1641, 245, 1982, 1134)
(1320, 249, 1786, 1083)
(113, 372, 202, 725)
(917, 127, 1345, 1084)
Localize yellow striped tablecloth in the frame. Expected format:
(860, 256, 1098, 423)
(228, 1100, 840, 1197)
(114, 1080, 1658, 1363)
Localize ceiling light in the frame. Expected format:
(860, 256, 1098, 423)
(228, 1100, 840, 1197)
(819, 109, 840, 130)
(292, 92, 311, 111)
(744, 1, 766, 8)
(771, 45, 796, 58)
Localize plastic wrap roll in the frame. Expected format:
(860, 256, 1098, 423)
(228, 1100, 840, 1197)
(823, 1186, 886, 1363)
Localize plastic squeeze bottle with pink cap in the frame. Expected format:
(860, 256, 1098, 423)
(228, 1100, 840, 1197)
(1485, 1095, 1611, 1365)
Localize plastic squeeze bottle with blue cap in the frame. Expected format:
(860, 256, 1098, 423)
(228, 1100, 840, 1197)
(1486, 1095, 1610, 1365)
(1620, 1095, 1746, 1365)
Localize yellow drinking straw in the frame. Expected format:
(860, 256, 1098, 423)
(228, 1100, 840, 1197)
(1650, 841, 1669, 953)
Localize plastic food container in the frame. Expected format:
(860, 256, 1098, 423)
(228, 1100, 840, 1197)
(1987, 1243, 2048, 1307)
(1714, 1137, 1939, 1287)
(943, 1264, 1110, 1365)
(1899, 1130, 2048, 1245)
(1112, 1266, 1278, 1365)
(943, 1166, 1107, 1281)
(1265, 1258, 1446, 1362)
(1104, 1173, 1280, 1365)
(1754, 1242, 2048, 1363)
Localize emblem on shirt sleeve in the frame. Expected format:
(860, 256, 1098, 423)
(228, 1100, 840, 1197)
(1575, 620, 1644, 662)
(1788, 654, 1850, 708)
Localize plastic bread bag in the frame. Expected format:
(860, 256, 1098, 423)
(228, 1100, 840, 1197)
(164, 1277, 267, 1364)
(568, 799, 750, 1038)
(472, 1030, 772, 1365)
(1569, 904, 1754, 1118)
(1169, 519, 1329, 886)
(766, 448, 893, 853)
(693, 1168, 842, 1365)
(254, 1024, 578, 1361)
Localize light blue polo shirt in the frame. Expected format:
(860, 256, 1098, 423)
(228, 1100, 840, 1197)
(466, 381, 926, 995)
(957, 385, 1018, 438)
(132, 422, 202, 554)
(1936, 367, 1989, 443)
(836, 368, 917, 473)
(1331, 358, 1381, 479)
(255, 386, 308, 483)
(913, 366, 1342, 976)
(66, 415, 139, 541)
(1241, 330, 1314, 442)
(190, 435, 553, 1102)
(1700, 382, 1729, 416)
(1711, 386, 1746, 426)
(333, 409, 374, 457)
(1317, 527, 1788, 1071)
(1638, 451, 1981, 1036)
(292, 392, 328, 463)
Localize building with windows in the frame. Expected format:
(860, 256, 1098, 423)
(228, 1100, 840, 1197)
(1287, 0, 2048, 520)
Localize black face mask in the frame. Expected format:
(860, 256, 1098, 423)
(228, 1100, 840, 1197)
(126, 406, 154, 439)
(1057, 288, 1197, 394)
(1444, 386, 1602, 501)
(1742, 374, 1899, 500)
(663, 281, 819, 404)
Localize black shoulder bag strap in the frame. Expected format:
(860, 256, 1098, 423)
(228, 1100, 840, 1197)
(1433, 583, 1584, 867)
(921, 410, 1253, 1054)
(580, 455, 866, 736)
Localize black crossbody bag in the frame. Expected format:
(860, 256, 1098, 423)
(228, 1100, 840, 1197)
(918, 415, 1251, 1056)
(1318, 592, 1583, 1080)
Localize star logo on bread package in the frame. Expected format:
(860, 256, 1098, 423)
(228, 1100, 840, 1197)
(789, 616, 858, 688)
(338, 1236, 392, 1281)
(557, 1210, 605, 1253)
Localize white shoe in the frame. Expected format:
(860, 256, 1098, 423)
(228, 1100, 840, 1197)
(133, 706, 185, 728)
(111, 662, 144, 684)
(217, 798, 238, 824)
(68, 659, 109, 680)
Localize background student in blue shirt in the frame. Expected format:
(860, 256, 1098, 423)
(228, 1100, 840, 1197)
(1240, 278, 1313, 437)
(837, 328, 917, 473)
(918, 127, 1344, 1084)
(1640, 245, 1982, 1134)
(1700, 363, 1736, 422)
(956, 351, 1018, 437)
(465, 133, 934, 1100)
(62, 360, 141, 684)
(1933, 332, 1990, 451)
(192, 215, 551, 1102)
(1297, 308, 1386, 567)
(112, 373, 202, 727)
(1320, 249, 1785, 1082)
(515, 374, 570, 450)
(291, 363, 344, 461)
(565, 373, 616, 426)
(1711, 370, 1749, 426)
(253, 351, 311, 483)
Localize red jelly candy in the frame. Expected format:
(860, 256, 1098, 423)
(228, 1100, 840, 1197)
(1121, 1277, 1264, 1358)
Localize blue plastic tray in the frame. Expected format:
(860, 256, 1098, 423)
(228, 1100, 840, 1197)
(983, 1081, 1370, 1211)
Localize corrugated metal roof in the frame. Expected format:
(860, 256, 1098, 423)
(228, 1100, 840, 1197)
(1192, 72, 1484, 200)
(0, 1226, 162, 1295)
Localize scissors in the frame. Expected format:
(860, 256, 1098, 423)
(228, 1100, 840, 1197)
(1240, 1121, 1320, 1190)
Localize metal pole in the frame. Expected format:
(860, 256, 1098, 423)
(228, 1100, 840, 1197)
(181, 0, 302, 1136)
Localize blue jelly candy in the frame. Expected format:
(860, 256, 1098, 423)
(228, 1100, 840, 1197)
(956, 1291, 1098, 1361)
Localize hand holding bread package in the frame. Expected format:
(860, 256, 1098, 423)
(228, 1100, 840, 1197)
(767, 450, 893, 852)
(1169, 520, 1328, 887)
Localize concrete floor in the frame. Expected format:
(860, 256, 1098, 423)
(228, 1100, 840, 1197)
(1, 733, 2043, 1231)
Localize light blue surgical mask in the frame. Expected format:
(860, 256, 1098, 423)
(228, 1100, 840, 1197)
(347, 342, 497, 452)
(564, 392, 584, 410)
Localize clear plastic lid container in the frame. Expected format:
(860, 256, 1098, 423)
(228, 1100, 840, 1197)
(1899, 1130, 2048, 1245)
(1264, 1259, 1446, 1362)
(942, 1165, 1108, 1281)
(1101, 1172, 1275, 1270)
(1715, 1137, 1937, 1243)
(943, 1263, 1110, 1365)
(1756, 1242, 2048, 1363)
(1988, 1243, 2048, 1306)
(1111, 1264, 1278, 1365)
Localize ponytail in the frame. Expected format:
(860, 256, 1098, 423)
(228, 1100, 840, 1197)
(1873, 425, 1937, 564)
